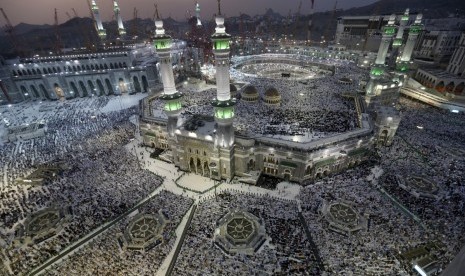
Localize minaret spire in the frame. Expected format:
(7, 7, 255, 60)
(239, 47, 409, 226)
(195, 2, 202, 26)
(153, 5, 183, 137)
(91, 0, 106, 40)
(211, 1, 235, 179)
(113, 0, 126, 37)
(155, 3, 160, 20)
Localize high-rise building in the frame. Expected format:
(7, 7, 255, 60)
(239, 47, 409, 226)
(447, 32, 465, 76)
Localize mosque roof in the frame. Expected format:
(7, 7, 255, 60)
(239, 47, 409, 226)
(242, 85, 258, 96)
(264, 87, 280, 98)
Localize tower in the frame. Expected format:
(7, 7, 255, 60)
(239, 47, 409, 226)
(153, 6, 183, 137)
(195, 2, 202, 26)
(91, 0, 106, 40)
(366, 14, 397, 96)
(211, 0, 236, 179)
(398, 13, 423, 71)
(113, 0, 126, 37)
(391, 9, 409, 70)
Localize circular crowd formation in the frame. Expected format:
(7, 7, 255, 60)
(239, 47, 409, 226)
(226, 217, 255, 240)
(329, 202, 358, 226)
(25, 209, 62, 236)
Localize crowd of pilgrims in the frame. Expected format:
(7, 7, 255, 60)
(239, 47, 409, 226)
(151, 60, 366, 140)
(296, 97, 465, 274)
(44, 191, 193, 276)
(299, 165, 426, 275)
(0, 97, 164, 275)
(376, 97, 465, 271)
(1, 58, 464, 276)
(173, 191, 321, 275)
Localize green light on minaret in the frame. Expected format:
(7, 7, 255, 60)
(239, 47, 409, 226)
(370, 67, 384, 76)
(154, 38, 171, 50)
(215, 106, 234, 119)
(213, 38, 230, 50)
(396, 62, 409, 72)
(409, 24, 422, 34)
(384, 26, 396, 35)
(393, 39, 403, 47)
(164, 100, 181, 112)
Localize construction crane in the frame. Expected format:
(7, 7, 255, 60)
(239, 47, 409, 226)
(284, 9, 292, 44)
(132, 7, 138, 40)
(0, 8, 19, 54)
(72, 8, 79, 18)
(322, 0, 337, 45)
(54, 8, 63, 54)
(239, 12, 246, 54)
(307, 0, 315, 44)
(291, 0, 302, 40)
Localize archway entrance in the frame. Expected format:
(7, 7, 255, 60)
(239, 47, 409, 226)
(54, 83, 65, 100)
(283, 170, 291, 181)
(189, 158, 195, 173)
(454, 82, 464, 95)
(88, 80, 97, 96)
(247, 159, 255, 171)
(79, 81, 88, 97)
(118, 78, 127, 94)
(445, 82, 455, 93)
(105, 79, 114, 95)
(39, 84, 51, 100)
(435, 81, 445, 93)
(142, 75, 149, 92)
(96, 79, 105, 95)
(30, 85, 40, 99)
(20, 86, 31, 100)
(203, 162, 210, 177)
(197, 158, 202, 175)
(133, 76, 141, 93)
(69, 82, 79, 98)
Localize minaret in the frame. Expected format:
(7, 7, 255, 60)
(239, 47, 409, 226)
(113, 0, 126, 36)
(91, 0, 106, 40)
(393, 9, 409, 48)
(195, 2, 202, 26)
(398, 13, 423, 71)
(154, 5, 183, 137)
(211, 0, 235, 179)
(212, 0, 235, 147)
(366, 14, 397, 96)
(391, 9, 409, 69)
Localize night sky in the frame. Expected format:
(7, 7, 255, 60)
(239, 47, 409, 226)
(1, 0, 378, 25)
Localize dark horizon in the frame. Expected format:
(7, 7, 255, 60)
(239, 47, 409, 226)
(0, 0, 378, 26)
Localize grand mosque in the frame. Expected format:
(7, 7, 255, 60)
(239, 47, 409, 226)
(0, 1, 423, 184)
(139, 6, 421, 183)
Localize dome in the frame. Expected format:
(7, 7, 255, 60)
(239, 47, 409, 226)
(264, 87, 280, 97)
(263, 87, 281, 106)
(241, 85, 259, 102)
(242, 85, 258, 95)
